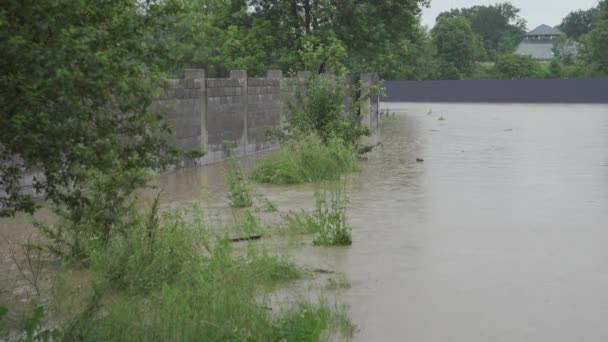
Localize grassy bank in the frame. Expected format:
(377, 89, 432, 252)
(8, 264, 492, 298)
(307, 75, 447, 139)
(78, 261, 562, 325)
(252, 134, 357, 185)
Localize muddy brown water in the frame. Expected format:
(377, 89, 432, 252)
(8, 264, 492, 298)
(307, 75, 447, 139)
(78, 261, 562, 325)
(2, 103, 608, 341)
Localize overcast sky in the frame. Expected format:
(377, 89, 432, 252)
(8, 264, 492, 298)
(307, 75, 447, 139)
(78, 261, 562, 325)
(421, 0, 600, 30)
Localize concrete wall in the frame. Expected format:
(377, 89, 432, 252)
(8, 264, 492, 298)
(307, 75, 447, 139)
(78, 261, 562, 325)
(1, 70, 380, 203)
(158, 69, 381, 167)
(383, 79, 608, 103)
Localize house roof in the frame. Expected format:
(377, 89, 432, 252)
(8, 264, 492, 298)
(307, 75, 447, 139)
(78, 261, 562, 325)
(516, 41, 555, 60)
(525, 24, 562, 36)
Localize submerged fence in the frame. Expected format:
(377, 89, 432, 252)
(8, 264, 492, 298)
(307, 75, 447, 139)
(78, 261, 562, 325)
(383, 79, 608, 104)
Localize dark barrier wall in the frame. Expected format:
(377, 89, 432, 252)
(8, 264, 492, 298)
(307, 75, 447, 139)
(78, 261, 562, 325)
(383, 79, 608, 103)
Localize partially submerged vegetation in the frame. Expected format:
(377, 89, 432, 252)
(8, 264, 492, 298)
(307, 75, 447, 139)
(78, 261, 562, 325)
(252, 135, 356, 184)
(1, 194, 353, 340)
(252, 42, 380, 185)
(285, 183, 352, 246)
(225, 147, 254, 208)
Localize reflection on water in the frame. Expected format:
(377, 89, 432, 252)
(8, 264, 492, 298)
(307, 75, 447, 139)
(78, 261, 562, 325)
(3, 103, 608, 341)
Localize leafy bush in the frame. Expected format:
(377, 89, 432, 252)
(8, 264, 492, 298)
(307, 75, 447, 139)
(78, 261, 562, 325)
(494, 54, 546, 79)
(252, 134, 356, 184)
(34, 168, 154, 263)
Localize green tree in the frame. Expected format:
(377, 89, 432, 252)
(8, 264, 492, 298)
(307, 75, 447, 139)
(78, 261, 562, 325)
(432, 16, 486, 79)
(0, 1, 184, 217)
(584, 17, 608, 74)
(437, 3, 526, 59)
(494, 54, 545, 79)
(575, 0, 608, 75)
(559, 9, 597, 39)
(548, 59, 563, 78)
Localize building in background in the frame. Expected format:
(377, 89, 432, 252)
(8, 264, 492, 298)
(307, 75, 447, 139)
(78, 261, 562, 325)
(516, 24, 563, 60)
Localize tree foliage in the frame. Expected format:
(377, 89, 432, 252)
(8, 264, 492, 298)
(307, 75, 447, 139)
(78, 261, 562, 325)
(437, 3, 526, 59)
(0, 1, 184, 217)
(494, 54, 545, 79)
(584, 15, 608, 75)
(559, 9, 597, 39)
(170, 0, 431, 79)
(432, 16, 486, 79)
(572, 0, 608, 75)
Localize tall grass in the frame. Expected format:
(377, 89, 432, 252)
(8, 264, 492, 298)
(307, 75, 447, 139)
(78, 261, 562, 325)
(47, 198, 351, 341)
(252, 134, 356, 184)
(224, 147, 253, 208)
(285, 183, 352, 246)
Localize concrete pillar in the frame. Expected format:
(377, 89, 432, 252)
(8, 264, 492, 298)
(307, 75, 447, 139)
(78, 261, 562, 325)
(184, 69, 207, 161)
(359, 73, 374, 128)
(230, 70, 248, 156)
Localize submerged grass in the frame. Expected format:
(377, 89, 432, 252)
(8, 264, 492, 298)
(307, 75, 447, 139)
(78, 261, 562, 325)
(39, 198, 351, 341)
(225, 147, 254, 208)
(236, 209, 267, 236)
(252, 134, 357, 185)
(285, 182, 352, 246)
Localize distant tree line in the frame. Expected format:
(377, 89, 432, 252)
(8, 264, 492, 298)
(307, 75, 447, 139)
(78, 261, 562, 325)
(425, 0, 608, 80)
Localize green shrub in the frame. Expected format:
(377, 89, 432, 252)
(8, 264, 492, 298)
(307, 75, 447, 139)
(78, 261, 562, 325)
(32, 168, 154, 264)
(252, 134, 356, 184)
(494, 54, 546, 79)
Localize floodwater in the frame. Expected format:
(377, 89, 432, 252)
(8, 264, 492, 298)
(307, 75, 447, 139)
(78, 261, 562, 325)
(157, 102, 608, 341)
(3, 102, 608, 341)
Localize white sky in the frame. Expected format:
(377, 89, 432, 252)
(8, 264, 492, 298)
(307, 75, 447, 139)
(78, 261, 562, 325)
(421, 0, 601, 30)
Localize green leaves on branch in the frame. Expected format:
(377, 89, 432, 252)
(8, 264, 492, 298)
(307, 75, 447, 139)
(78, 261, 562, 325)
(432, 16, 486, 79)
(0, 1, 185, 217)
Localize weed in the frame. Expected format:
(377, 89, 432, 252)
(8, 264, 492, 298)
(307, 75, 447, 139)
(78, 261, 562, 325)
(255, 194, 278, 212)
(235, 209, 266, 236)
(224, 146, 253, 208)
(43, 197, 350, 341)
(244, 243, 304, 283)
(285, 211, 322, 235)
(252, 134, 356, 184)
(312, 185, 352, 246)
(89, 196, 200, 295)
(284, 183, 352, 246)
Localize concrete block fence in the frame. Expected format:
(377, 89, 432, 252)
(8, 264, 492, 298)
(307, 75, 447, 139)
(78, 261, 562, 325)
(156, 69, 380, 167)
